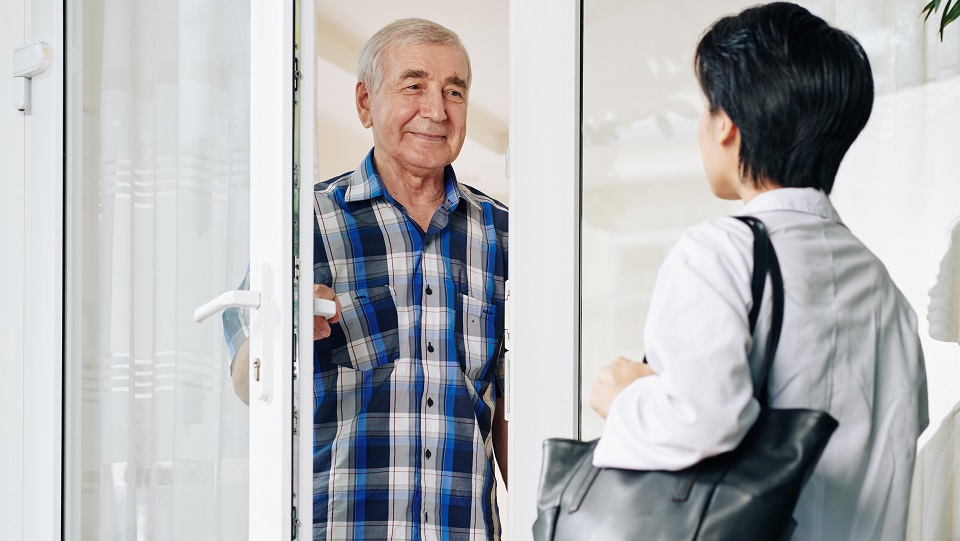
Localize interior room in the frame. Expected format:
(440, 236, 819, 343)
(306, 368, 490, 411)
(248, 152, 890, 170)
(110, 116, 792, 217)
(2, 0, 958, 539)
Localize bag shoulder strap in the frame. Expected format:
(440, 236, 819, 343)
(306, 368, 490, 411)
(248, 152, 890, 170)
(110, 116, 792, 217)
(733, 216, 784, 406)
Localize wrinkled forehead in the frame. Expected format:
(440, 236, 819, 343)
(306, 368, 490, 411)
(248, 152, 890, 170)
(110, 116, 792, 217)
(382, 42, 471, 87)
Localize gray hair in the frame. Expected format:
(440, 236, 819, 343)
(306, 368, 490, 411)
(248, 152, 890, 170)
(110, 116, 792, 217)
(357, 18, 471, 93)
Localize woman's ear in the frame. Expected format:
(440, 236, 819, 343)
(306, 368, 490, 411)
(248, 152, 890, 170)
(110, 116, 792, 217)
(714, 109, 739, 149)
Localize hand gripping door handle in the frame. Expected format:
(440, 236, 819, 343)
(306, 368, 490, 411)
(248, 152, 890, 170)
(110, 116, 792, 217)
(313, 298, 336, 318)
(194, 262, 273, 401)
(196, 291, 336, 321)
(194, 263, 338, 402)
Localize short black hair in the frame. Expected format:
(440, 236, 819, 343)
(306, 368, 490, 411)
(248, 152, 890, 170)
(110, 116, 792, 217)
(695, 2, 873, 194)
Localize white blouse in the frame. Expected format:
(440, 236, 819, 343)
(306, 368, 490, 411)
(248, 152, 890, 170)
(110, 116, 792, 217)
(594, 188, 929, 541)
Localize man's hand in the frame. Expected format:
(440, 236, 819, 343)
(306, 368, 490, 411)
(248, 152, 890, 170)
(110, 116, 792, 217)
(589, 356, 656, 419)
(313, 284, 342, 340)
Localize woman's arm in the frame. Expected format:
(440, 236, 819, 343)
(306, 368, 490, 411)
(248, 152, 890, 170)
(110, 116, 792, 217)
(592, 222, 761, 471)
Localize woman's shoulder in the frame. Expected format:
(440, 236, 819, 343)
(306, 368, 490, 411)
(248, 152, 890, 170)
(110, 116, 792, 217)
(653, 217, 758, 296)
(672, 216, 756, 262)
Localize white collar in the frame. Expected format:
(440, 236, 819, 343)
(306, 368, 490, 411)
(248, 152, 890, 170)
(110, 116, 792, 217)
(738, 187, 843, 225)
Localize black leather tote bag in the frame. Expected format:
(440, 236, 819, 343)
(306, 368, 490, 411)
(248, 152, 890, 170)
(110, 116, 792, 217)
(533, 216, 839, 541)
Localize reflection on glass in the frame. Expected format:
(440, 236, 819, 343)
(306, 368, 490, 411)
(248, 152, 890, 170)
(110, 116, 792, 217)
(67, 0, 251, 538)
(580, 0, 752, 439)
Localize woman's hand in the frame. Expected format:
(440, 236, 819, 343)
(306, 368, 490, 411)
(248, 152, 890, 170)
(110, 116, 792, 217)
(589, 356, 656, 419)
(313, 284, 342, 340)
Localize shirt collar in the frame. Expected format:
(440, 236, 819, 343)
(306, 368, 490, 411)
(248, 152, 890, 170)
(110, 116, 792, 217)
(343, 148, 480, 212)
(738, 187, 843, 225)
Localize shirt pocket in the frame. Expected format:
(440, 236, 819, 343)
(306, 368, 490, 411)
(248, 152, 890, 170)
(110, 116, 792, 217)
(329, 285, 400, 372)
(455, 293, 503, 381)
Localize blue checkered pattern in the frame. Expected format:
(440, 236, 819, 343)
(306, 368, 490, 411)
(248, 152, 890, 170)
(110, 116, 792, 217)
(225, 149, 507, 540)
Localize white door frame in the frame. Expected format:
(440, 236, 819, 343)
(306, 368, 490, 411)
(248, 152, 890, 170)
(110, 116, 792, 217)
(249, 0, 297, 538)
(295, 0, 317, 538)
(0, 1, 28, 539)
(0, 0, 66, 538)
(507, 1, 582, 537)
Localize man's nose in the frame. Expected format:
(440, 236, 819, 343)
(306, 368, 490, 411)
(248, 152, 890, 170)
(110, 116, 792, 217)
(419, 90, 447, 122)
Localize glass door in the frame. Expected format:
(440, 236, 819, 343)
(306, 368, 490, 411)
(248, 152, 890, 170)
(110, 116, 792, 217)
(513, 4, 960, 540)
(62, 0, 300, 538)
(579, 0, 751, 441)
(577, 0, 960, 450)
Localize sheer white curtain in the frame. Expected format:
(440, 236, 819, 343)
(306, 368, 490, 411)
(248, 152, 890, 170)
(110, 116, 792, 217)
(79, 0, 251, 538)
(802, 0, 959, 90)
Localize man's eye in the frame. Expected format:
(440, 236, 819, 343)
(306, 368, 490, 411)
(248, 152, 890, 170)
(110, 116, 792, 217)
(407, 84, 421, 90)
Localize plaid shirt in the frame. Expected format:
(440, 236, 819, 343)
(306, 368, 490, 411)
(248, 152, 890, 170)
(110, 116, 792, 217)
(225, 150, 508, 540)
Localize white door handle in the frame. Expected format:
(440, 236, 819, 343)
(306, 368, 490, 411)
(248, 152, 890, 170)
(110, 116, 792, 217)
(12, 41, 51, 114)
(195, 263, 272, 401)
(314, 298, 337, 318)
(194, 290, 261, 322)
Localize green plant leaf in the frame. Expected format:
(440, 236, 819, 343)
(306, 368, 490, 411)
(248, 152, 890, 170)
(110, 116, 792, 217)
(941, 0, 955, 36)
(923, 0, 959, 40)
(945, 0, 960, 28)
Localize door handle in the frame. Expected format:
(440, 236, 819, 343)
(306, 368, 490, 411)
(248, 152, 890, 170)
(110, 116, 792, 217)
(12, 41, 51, 114)
(194, 290, 261, 322)
(195, 263, 273, 401)
(314, 298, 336, 318)
(194, 268, 338, 402)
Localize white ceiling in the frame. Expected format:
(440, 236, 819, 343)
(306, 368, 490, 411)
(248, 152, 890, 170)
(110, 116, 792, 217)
(311, 0, 760, 201)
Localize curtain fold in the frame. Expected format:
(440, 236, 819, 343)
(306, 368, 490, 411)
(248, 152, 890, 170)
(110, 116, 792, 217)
(82, 0, 251, 539)
(802, 0, 959, 90)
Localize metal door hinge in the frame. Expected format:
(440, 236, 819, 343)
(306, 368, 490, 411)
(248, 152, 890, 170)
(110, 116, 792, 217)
(293, 51, 302, 93)
(504, 280, 511, 421)
(292, 503, 300, 539)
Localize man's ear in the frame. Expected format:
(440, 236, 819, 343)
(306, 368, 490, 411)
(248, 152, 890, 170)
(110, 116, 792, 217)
(356, 81, 373, 128)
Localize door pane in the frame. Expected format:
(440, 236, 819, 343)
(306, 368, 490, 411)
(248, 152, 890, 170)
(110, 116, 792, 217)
(66, 0, 252, 538)
(579, 0, 753, 439)
(579, 0, 960, 448)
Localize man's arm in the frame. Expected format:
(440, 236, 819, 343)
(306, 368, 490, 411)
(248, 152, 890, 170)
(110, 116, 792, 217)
(493, 396, 508, 489)
(231, 338, 251, 405)
(228, 285, 340, 406)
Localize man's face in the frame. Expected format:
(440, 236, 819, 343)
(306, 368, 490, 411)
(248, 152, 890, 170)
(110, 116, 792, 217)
(356, 42, 469, 179)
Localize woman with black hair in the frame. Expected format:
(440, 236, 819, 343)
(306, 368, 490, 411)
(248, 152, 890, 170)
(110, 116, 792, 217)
(588, 4, 928, 539)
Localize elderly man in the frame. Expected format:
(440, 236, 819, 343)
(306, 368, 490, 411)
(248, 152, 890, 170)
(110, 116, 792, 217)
(224, 18, 508, 540)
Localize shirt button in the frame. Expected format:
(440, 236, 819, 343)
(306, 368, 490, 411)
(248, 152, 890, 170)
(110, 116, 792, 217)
(426, 285, 433, 295)
(427, 397, 434, 407)
(425, 449, 432, 459)
(427, 343, 435, 353)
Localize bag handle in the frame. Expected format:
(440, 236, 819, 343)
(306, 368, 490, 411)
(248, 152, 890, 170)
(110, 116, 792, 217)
(734, 216, 784, 407)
